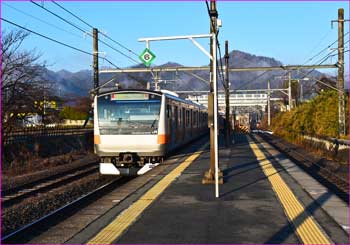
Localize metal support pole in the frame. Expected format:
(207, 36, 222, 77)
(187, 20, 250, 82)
(154, 72, 159, 90)
(93, 28, 99, 91)
(288, 71, 292, 111)
(213, 34, 219, 198)
(338, 8, 345, 136)
(209, 0, 217, 180)
(267, 80, 271, 127)
(224, 40, 230, 146)
(202, 0, 222, 195)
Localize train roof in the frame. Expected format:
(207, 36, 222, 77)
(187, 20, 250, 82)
(96, 88, 207, 110)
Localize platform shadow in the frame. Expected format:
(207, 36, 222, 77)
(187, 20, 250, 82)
(265, 191, 333, 244)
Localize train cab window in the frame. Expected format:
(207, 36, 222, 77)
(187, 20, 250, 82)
(97, 92, 161, 135)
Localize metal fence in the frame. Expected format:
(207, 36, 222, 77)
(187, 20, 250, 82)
(3, 126, 93, 145)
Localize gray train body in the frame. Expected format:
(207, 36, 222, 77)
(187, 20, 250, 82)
(94, 89, 208, 175)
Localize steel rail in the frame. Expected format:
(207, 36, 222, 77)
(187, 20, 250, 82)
(1, 176, 131, 243)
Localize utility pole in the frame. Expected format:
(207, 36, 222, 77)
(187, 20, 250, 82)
(224, 40, 230, 146)
(203, 0, 222, 190)
(267, 80, 271, 127)
(288, 71, 292, 111)
(337, 8, 345, 136)
(93, 28, 99, 91)
(208, 0, 217, 181)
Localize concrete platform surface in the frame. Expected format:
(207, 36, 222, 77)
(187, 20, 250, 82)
(85, 133, 349, 244)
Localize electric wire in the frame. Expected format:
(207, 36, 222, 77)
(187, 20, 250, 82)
(302, 29, 332, 63)
(31, 0, 142, 66)
(3, 2, 83, 39)
(30, 1, 89, 34)
(1, 17, 147, 88)
(233, 70, 272, 91)
(298, 70, 341, 92)
(1, 17, 93, 56)
(51, 0, 94, 29)
(51, 1, 140, 58)
(303, 31, 349, 65)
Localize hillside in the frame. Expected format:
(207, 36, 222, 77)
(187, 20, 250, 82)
(44, 50, 333, 98)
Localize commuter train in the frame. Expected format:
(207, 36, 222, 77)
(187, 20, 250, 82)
(94, 89, 208, 175)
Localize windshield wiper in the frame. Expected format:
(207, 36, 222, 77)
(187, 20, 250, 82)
(151, 119, 158, 129)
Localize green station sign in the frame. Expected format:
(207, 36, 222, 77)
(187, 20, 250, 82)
(139, 48, 156, 66)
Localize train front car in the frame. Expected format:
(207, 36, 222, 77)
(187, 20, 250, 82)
(94, 89, 166, 175)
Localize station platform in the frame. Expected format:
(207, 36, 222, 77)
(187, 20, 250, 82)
(86, 133, 349, 244)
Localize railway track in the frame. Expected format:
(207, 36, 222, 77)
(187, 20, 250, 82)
(2, 162, 98, 208)
(256, 133, 349, 203)
(1, 177, 131, 244)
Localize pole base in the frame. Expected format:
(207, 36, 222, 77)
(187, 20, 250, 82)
(202, 169, 224, 184)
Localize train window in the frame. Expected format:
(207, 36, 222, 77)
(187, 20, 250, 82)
(167, 104, 171, 118)
(193, 111, 196, 127)
(190, 109, 193, 126)
(174, 106, 178, 129)
(97, 93, 161, 135)
(182, 108, 186, 128)
(186, 110, 189, 127)
(179, 107, 181, 126)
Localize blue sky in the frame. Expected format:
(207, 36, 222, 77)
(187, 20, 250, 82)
(1, 1, 349, 78)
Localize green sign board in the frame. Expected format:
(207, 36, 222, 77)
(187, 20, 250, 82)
(139, 48, 156, 66)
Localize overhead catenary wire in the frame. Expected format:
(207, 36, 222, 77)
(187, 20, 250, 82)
(1, 17, 148, 88)
(233, 70, 272, 91)
(31, 0, 142, 66)
(51, 0, 140, 58)
(217, 46, 226, 87)
(277, 33, 349, 87)
(51, 0, 94, 29)
(51, 0, 141, 59)
(1, 17, 93, 56)
(303, 31, 349, 65)
(30, 1, 89, 34)
(299, 48, 339, 79)
(298, 70, 341, 92)
(3, 2, 83, 40)
(302, 29, 332, 63)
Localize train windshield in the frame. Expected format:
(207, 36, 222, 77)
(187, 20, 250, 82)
(97, 92, 161, 135)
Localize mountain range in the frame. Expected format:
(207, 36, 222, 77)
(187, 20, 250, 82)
(44, 50, 339, 98)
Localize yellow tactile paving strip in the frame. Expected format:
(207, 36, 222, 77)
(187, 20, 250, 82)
(248, 136, 332, 245)
(87, 142, 209, 244)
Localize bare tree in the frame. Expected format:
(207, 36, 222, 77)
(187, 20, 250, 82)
(1, 29, 53, 132)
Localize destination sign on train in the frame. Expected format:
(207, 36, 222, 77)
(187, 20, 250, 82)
(111, 93, 149, 100)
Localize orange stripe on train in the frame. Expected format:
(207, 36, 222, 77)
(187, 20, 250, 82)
(94, 135, 101, 144)
(157, 134, 167, 144)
